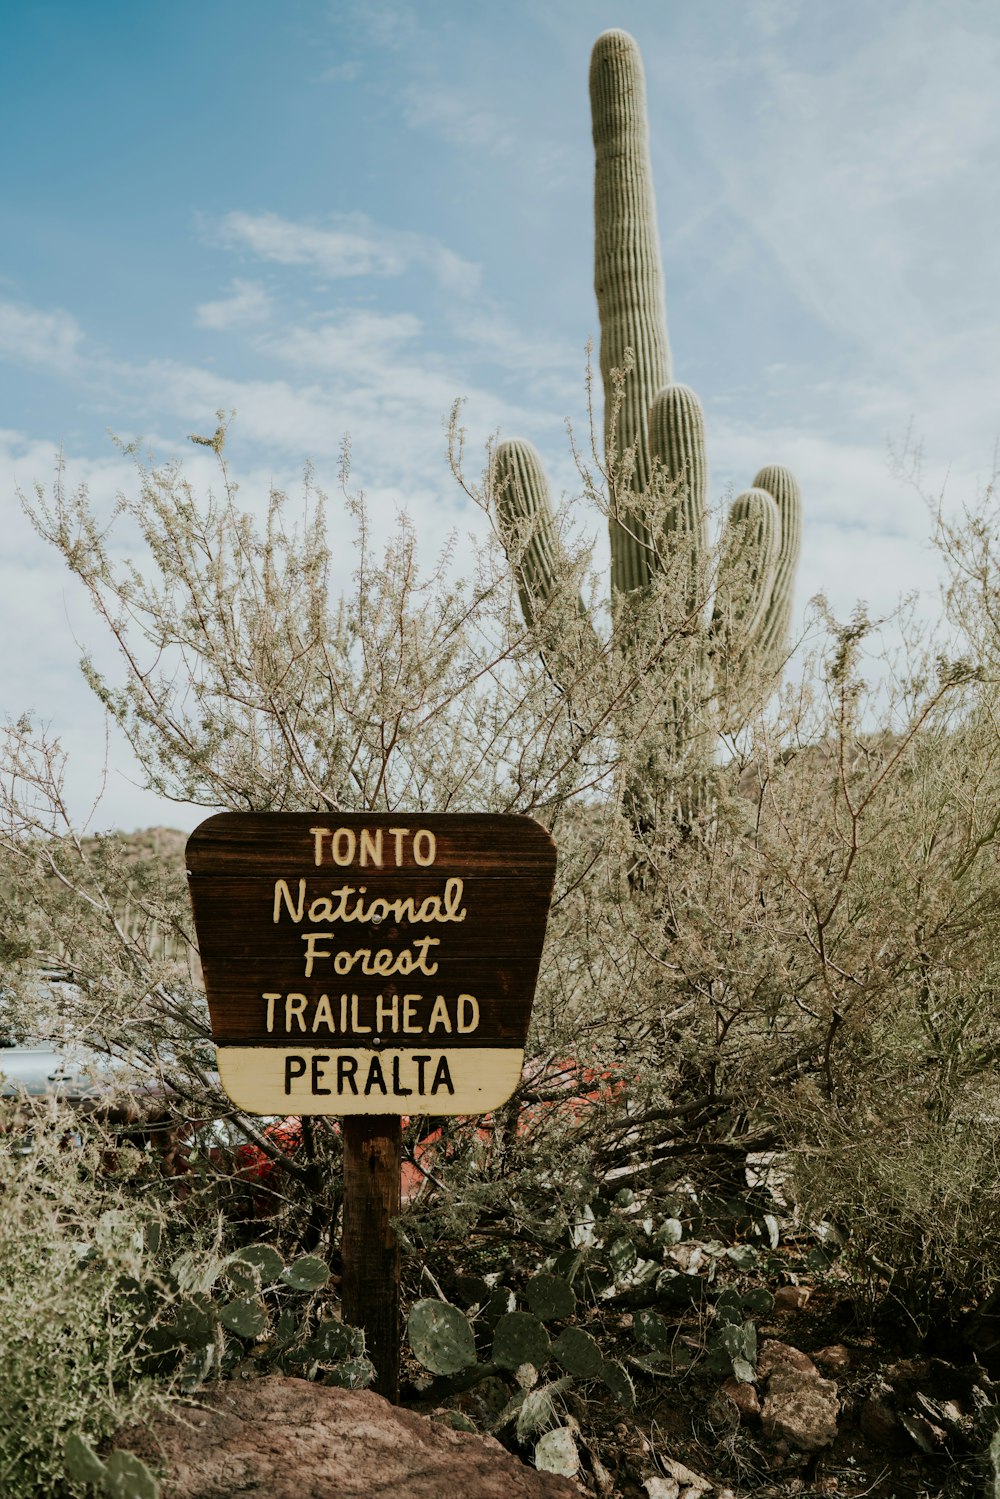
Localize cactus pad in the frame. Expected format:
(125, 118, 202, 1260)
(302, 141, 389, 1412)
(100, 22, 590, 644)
(219, 1296, 267, 1339)
(280, 1254, 330, 1291)
(407, 1298, 478, 1375)
(492, 1310, 551, 1371)
(551, 1325, 604, 1378)
(525, 1273, 577, 1322)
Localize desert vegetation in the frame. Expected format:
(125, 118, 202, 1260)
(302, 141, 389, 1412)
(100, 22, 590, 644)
(1, 411, 999, 1495)
(3, 24, 1000, 1499)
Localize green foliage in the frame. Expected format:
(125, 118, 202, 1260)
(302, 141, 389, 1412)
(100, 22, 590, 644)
(525, 1272, 576, 1321)
(533, 1425, 579, 1477)
(492, 1311, 551, 1372)
(6, 195, 1000, 1493)
(104, 1450, 161, 1499)
(64, 1435, 160, 1499)
(0, 1104, 166, 1496)
(280, 1254, 331, 1291)
(402, 1178, 793, 1446)
(132, 1241, 365, 1388)
(407, 1299, 478, 1376)
(551, 1326, 603, 1378)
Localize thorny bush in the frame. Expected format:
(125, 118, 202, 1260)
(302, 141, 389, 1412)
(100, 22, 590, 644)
(3, 417, 1000, 1488)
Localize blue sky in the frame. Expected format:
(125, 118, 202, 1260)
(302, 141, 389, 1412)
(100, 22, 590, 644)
(2, 0, 998, 830)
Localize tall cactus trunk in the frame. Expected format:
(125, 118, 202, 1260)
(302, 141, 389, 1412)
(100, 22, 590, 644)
(490, 28, 803, 853)
(591, 29, 671, 595)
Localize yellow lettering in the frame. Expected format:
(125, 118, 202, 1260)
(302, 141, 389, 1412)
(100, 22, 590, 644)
(457, 993, 480, 1033)
(285, 993, 308, 1032)
(308, 896, 335, 922)
(413, 828, 436, 866)
(263, 992, 280, 1033)
(350, 994, 371, 1034)
(428, 995, 452, 1033)
(311, 993, 335, 1033)
(403, 994, 422, 1033)
(273, 878, 306, 924)
(310, 827, 329, 865)
(411, 936, 440, 975)
(388, 827, 409, 864)
(302, 931, 333, 978)
(359, 828, 383, 866)
(444, 878, 467, 921)
(332, 828, 356, 866)
(376, 994, 399, 1032)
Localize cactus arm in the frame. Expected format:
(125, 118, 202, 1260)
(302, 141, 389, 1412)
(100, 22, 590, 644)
(751, 464, 803, 673)
(712, 488, 781, 653)
(711, 487, 781, 729)
(648, 383, 709, 614)
(590, 28, 672, 595)
(493, 439, 597, 667)
(493, 439, 564, 628)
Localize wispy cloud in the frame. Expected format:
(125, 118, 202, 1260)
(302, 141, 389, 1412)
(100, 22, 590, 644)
(669, 8, 1000, 411)
(257, 309, 422, 371)
(0, 299, 84, 376)
(402, 86, 517, 156)
(195, 278, 272, 331)
(211, 210, 481, 297)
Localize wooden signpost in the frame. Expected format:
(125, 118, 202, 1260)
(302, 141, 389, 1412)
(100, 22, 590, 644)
(186, 812, 557, 1400)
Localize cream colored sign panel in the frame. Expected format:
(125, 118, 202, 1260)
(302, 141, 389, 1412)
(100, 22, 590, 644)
(217, 1045, 524, 1116)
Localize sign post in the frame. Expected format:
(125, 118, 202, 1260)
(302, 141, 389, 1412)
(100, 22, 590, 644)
(186, 812, 557, 1400)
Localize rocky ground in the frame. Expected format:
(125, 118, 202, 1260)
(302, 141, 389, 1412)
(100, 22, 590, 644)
(110, 1285, 998, 1499)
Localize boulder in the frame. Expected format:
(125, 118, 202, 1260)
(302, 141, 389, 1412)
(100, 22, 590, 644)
(761, 1367, 839, 1452)
(113, 1376, 581, 1499)
(756, 1340, 818, 1379)
(772, 1285, 811, 1313)
(719, 1375, 761, 1420)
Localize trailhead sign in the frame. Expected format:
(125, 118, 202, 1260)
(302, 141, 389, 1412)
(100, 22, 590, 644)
(186, 813, 558, 1116)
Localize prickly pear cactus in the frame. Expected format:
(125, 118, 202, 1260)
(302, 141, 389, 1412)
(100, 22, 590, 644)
(525, 1272, 576, 1322)
(407, 1298, 478, 1375)
(491, 1309, 552, 1371)
(493, 29, 803, 829)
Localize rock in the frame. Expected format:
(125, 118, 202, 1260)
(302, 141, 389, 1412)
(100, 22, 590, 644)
(720, 1376, 761, 1419)
(859, 1385, 907, 1451)
(659, 1456, 712, 1495)
(813, 1344, 851, 1371)
(113, 1377, 581, 1499)
(757, 1340, 818, 1379)
(773, 1285, 811, 1313)
(761, 1367, 839, 1452)
(642, 1480, 679, 1499)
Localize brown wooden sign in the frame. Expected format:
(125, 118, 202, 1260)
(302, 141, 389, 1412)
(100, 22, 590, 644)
(186, 813, 557, 1115)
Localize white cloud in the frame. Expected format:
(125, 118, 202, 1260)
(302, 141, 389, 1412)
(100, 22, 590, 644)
(195, 278, 272, 331)
(257, 309, 421, 371)
(671, 8, 1000, 396)
(402, 86, 517, 156)
(211, 209, 481, 297)
(215, 210, 405, 277)
(0, 299, 84, 376)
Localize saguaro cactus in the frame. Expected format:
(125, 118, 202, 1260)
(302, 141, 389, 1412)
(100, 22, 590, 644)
(493, 29, 802, 799)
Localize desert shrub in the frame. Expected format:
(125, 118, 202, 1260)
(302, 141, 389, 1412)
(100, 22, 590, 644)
(781, 1080, 1000, 1330)
(3, 418, 1000, 1481)
(0, 1098, 171, 1495)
